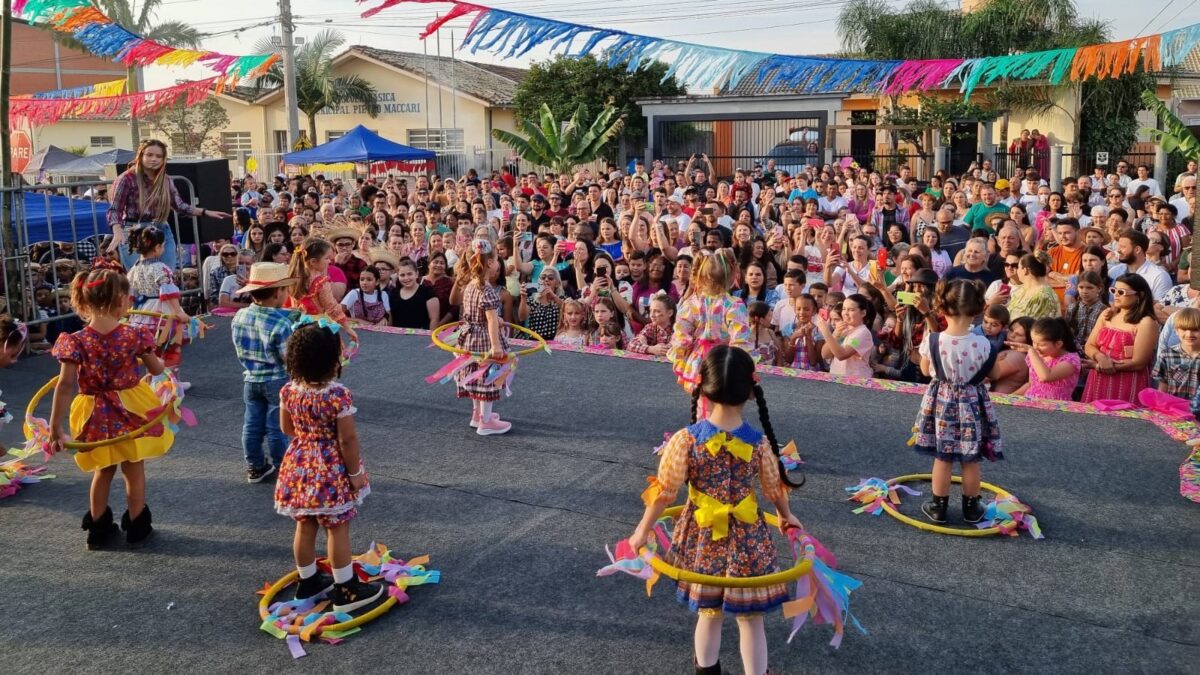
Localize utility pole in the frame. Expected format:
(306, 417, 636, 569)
(2, 0, 21, 319)
(279, 0, 301, 150)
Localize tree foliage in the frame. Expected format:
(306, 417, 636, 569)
(1141, 90, 1200, 159)
(143, 96, 230, 156)
(838, 0, 1148, 152)
(511, 54, 684, 158)
(880, 94, 999, 154)
(251, 29, 380, 143)
(492, 103, 625, 176)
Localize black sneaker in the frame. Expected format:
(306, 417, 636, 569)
(962, 495, 986, 524)
(246, 464, 276, 483)
(331, 578, 385, 613)
(920, 495, 949, 524)
(295, 572, 335, 601)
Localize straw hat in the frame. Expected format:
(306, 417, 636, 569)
(1079, 225, 1110, 245)
(234, 262, 298, 295)
(310, 214, 361, 245)
(368, 247, 400, 270)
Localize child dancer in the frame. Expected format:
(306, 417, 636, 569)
(629, 345, 802, 675)
(231, 263, 298, 483)
(286, 237, 358, 344)
(48, 264, 173, 549)
(668, 249, 752, 411)
(553, 298, 589, 348)
(0, 318, 28, 430)
(275, 320, 383, 611)
(456, 238, 512, 436)
(785, 294, 824, 371)
(913, 279, 1003, 525)
(127, 226, 192, 385)
(1009, 318, 1081, 400)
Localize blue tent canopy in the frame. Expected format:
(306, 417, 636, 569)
(48, 149, 135, 177)
(11, 193, 109, 244)
(282, 125, 436, 164)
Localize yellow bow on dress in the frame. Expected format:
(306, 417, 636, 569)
(703, 432, 754, 463)
(689, 485, 758, 540)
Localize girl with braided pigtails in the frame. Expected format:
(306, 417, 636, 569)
(629, 345, 803, 675)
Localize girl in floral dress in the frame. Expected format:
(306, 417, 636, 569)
(629, 345, 802, 675)
(126, 226, 191, 377)
(48, 264, 173, 549)
(457, 238, 512, 436)
(285, 237, 358, 344)
(668, 249, 752, 412)
(274, 319, 383, 613)
(1081, 273, 1158, 404)
(912, 279, 1003, 526)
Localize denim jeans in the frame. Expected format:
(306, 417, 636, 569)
(118, 222, 177, 271)
(243, 378, 289, 469)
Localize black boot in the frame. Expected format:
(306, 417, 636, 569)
(920, 495, 949, 524)
(962, 495, 985, 524)
(81, 507, 120, 550)
(695, 660, 721, 675)
(122, 505, 154, 546)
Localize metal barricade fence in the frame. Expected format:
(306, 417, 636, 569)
(1, 177, 204, 343)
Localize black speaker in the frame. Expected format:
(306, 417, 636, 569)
(112, 158, 232, 245)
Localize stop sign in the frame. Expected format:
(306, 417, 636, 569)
(11, 131, 33, 174)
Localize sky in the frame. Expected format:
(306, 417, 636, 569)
(140, 0, 1199, 89)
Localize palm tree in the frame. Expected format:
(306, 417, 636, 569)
(251, 29, 380, 145)
(492, 103, 625, 177)
(1141, 90, 1200, 161)
(93, 1, 201, 145)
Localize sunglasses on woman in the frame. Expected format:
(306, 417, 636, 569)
(1109, 287, 1138, 297)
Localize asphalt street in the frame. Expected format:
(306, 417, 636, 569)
(1, 320, 1196, 674)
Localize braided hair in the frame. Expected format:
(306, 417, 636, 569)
(690, 344, 803, 488)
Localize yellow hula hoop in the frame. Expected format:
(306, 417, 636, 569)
(639, 505, 813, 588)
(124, 309, 179, 323)
(878, 474, 1012, 537)
(257, 569, 397, 635)
(24, 376, 174, 451)
(431, 320, 549, 358)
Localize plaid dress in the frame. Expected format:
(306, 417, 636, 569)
(656, 420, 789, 614)
(456, 282, 508, 401)
(912, 332, 1003, 463)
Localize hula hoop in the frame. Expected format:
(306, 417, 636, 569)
(431, 321, 548, 358)
(24, 376, 174, 451)
(878, 474, 1011, 537)
(124, 309, 179, 323)
(257, 569, 397, 635)
(639, 505, 813, 588)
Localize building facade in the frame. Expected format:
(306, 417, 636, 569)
(212, 46, 525, 176)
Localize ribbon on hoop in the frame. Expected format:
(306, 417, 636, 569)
(782, 528, 866, 648)
(975, 496, 1044, 539)
(0, 445, 56, 499)
(845, 477, 921, 516)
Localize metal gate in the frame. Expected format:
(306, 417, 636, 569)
(657, 116, 825, 180)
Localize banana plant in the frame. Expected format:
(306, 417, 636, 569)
(1141, 90, 1200, 159)
(492, 103, 625, 176)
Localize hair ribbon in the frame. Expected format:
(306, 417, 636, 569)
(291, 313, 341, 334)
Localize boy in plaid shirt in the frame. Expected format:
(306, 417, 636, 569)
(231, 263, 298, 483)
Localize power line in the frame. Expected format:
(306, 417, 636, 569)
(1132, 0, 1176, 37)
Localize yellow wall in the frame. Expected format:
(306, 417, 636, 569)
(210, 54, 516, 175)
(28, 120, 132, 155)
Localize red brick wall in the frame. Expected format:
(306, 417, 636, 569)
(11, 20, 128, 95)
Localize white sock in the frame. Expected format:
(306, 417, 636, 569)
(480, 400, 494, 419)
(297, 562, 317, 579)
(737, 614, 768, 675)
(332, 564, 353, 584)
(694, 613, 722, 668)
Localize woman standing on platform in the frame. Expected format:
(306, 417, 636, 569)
(107, 139, 231, 271)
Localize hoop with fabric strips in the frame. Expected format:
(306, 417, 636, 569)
(24, 375, 175, 451)
(872, 474, 1012, 537)
(637, 506, 813, 588)
(430, 320, 548, 358)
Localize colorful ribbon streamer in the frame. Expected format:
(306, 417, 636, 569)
(26, 78, 127, 99)
(845, 477, 921, 516)
(15, 0, 279, 83)
(10, 77, 218, 125)
(360, 0, 1200, 99)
